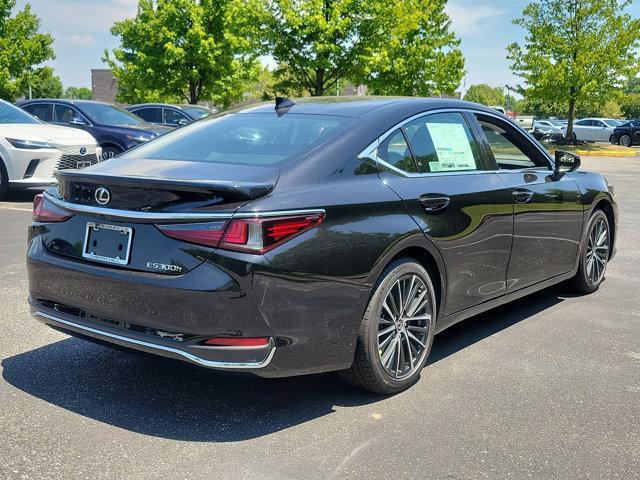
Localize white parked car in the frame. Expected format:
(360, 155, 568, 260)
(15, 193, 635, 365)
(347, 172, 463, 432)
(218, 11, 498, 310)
(0, 100, 101, 200)
(562, 118, 624, 142)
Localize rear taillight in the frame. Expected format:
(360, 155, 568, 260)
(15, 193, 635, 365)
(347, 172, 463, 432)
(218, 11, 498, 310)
(156, 221, 227, 248)
(33, 194, 72, 222)
(155, 213, 324, 253)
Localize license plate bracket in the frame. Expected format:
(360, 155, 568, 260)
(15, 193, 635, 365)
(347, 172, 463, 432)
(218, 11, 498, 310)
(82, 222, 133, 266)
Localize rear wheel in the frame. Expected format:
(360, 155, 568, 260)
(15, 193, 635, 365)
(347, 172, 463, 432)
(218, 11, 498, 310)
(340, 258, 436, 394)
(571, 210, 610, 294)
(619, 134, 632, 147)
(0, 159, 9, 201)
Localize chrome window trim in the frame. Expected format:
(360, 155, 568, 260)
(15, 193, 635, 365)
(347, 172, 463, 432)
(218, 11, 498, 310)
(358, 107, 554, 178)
(33, 310, 276, 369)
(43, 191, 325, 222)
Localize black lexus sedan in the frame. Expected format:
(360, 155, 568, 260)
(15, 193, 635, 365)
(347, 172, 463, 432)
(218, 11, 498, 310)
(27, 97, 618, 394)
(610, 119, 640, 146)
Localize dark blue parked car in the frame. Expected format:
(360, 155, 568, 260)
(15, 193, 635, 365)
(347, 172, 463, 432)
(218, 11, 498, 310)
(17, 99, 172, 159)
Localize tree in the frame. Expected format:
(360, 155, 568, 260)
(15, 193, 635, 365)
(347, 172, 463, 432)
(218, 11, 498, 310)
(361, 0, 464, 96)
(507, 0, 640, 139)
(463, 84, 505, 106)
(19, 66, 62, 99)
(621, 94, 640, 119)
(0, 0, 55, 101)
(64, 86, 92, 100)
(105, 0, 260, 106)
(624, 76, 640, 94)
(259, 0, 463, 97)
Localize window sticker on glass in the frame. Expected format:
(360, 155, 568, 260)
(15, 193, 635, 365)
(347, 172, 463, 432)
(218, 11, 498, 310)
(425, 122, 477, 171)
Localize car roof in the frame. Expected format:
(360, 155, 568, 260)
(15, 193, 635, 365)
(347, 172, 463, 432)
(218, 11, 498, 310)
(127, 103, 208, 110)
(18, 99, 111, 107)
(228, 96, 496, 118)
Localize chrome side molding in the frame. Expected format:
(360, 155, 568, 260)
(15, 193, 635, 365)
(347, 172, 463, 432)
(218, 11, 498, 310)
(33, 310, 276, 369)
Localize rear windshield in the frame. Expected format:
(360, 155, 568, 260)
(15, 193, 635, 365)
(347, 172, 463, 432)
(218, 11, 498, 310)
(119, 112, 350, 165)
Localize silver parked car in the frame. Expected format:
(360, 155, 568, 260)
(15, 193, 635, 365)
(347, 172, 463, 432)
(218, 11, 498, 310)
(563, 118, 624, 142)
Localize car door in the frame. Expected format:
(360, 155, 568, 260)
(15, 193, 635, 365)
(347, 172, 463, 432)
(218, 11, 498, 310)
(473, 112, 583, 292)
(373, 111, 514, 315)
(593, 120, 610, 142)
(573, 119, 592, 141)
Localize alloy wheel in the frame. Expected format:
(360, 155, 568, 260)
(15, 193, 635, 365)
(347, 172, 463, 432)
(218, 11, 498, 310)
(620, 135, 631, 147)
(585, 218, 609, 286)
(377, 274, 431, 379)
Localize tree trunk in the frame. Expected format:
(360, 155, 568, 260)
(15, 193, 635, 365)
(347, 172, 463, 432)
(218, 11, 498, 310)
(313, 69, 325, 96)
(189, 80, 198, 104)
(566, 95, 576, 142)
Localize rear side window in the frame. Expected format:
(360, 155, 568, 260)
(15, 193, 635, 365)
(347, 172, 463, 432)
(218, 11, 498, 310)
(133, 107, 161, 123)
(403, 112, 481, 173)
(377, 129, 417, 173)
(120, 113, 350, 166)
(23, 103, 51, 122)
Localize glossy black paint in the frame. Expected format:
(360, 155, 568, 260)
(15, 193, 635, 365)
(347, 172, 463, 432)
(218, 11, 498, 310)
(611, 120, 640, 146)
(26, 97, 618, 377)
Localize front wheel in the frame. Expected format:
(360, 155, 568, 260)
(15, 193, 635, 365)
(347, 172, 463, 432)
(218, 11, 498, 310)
(340, 258, 437, 394)
(101, 145, 122, 161)
(570, 210, 610, 294)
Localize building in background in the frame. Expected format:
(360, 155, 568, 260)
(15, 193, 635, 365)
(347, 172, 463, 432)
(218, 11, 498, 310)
(91, 69, 118, 103)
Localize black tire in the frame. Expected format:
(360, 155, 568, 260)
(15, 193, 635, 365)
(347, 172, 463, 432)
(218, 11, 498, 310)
(0, 159, 9, 201)
(570, 210, 611, 294)
(609, 134, 617, 145)
(101, 145, 122, 161)
(619, 134, 632, 148)
(340, 258, 437, 394)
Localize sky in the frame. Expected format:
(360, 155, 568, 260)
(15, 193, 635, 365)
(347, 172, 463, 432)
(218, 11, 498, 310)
(14, 0, 640, 92)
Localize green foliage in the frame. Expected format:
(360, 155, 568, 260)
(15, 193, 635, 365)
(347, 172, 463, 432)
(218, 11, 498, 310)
(64, 86, 92, 100)
(0, 0, 55, 101)
(621, 94, 640, 119)
(241, 65, 307, 104)
(362, 0, 464, 96)
(624, 77, 640, 95)
(259, 0, 463, 97)
(20, 66, 62, 99)
(105, 0, 260, 106)
(463, 84, 505, 106)
(507, 0, 640, 136)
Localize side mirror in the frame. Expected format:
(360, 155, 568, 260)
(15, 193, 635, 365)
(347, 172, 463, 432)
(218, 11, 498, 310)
(69, 115, 88, 126)
(553, 150, 580, 179)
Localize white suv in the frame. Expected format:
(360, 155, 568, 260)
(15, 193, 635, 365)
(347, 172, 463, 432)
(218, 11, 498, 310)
(0, 100, 101, 199)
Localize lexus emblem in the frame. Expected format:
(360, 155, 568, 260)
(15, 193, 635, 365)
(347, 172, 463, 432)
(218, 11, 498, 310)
(94, 187, 111, 205)
(79, 147, 87, 155)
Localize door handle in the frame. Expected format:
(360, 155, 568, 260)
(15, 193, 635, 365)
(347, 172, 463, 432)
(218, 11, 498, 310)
(418, 194, 450, 212)
(513, 190, 534, 203)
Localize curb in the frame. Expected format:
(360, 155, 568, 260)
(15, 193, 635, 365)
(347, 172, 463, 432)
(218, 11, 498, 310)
(572, 150, 638, 157)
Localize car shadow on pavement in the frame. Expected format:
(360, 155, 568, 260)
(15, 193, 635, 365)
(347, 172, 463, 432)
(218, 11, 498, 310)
(2, 286, 568, 442)
(4, 189, 41, 204)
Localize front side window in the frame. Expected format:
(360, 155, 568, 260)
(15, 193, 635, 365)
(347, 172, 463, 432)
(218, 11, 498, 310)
(54, 104, 82, 124)
(163, 108, 189, 126)
(575, 120, 591, 126)
(476, 114, 549, 170)
(119, 112, 350, 166)
(403, 112, 481, 173)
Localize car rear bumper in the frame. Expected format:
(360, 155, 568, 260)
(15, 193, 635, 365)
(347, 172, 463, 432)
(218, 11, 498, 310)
(31, 300, 276, 369)
(27, 237, 365, 377)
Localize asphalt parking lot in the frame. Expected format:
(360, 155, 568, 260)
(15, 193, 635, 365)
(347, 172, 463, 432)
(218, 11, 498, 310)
(1, 156, 639, 480)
